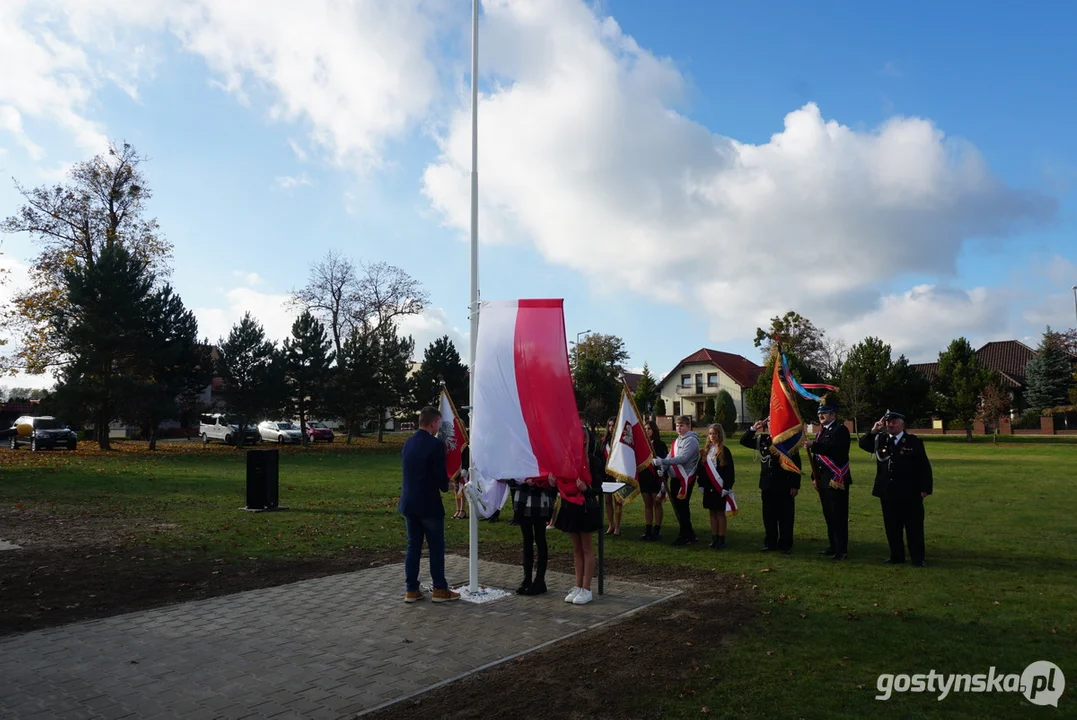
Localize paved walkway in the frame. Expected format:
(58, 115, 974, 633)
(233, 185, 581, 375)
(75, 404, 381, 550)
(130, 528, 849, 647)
(0, 555, 678, 719)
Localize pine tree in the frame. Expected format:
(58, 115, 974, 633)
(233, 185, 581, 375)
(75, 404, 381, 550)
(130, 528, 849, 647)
(332, 327, 379, 442)
(933, 337, 992, 441)
(702, 397, 716, 424)
(1025, 328, 1074, 411)
(371, 324, 414, 442)
(633, 363, 659, 415)
(217, 313, 277, 446)
(411, 336, 468, 415)
(283, 311, 335, 444)
(122, 285, 203, 450)
(49, 243, 156, 449)
(714, 390, 737, 435)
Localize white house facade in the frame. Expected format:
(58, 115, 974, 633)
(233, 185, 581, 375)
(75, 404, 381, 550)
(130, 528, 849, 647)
(657, 349, 763, 426)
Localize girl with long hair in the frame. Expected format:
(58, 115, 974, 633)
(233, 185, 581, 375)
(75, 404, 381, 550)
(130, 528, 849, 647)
(638, 419, 667, 541)
(700, 423, 737, 549)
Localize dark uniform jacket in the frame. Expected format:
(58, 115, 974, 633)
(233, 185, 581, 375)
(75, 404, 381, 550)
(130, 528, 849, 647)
(740, 430, 802, 492)
(810, 422, 852, 486)
(398, 429, 449, 517)
(857, 431, 933, 498)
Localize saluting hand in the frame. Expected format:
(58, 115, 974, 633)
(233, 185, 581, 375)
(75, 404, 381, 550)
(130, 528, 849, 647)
(751, 421, 764, 432)
(872, 417, 885, 433)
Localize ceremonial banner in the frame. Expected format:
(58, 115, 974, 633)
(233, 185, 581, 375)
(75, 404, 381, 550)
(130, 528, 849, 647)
(768, 348, 805, 474)
(438, 387, 468, 482)
(605, 386, 653, 505)
(470, 300, 591, 505)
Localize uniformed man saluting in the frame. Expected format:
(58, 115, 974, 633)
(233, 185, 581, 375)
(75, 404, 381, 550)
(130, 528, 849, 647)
(857, 409, 933, 567)
(807, 401, 852, 560)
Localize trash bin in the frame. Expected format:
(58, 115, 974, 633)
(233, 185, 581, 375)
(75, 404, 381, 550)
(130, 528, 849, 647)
(245, 448, 280, 510)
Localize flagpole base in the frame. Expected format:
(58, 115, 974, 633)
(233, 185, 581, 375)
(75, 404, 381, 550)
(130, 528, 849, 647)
(454, 584, 511, 604)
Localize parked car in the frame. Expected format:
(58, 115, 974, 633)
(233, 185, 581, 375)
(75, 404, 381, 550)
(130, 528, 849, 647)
(259, 420, 303, 444)
(9, 416, 78, 451)
(199, 413, 260, 445)
(304, 421, 335, 443)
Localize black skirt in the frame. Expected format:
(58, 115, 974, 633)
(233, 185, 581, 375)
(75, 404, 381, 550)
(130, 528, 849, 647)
(554, 491, 601, 534)
(638, 467, 662, 494)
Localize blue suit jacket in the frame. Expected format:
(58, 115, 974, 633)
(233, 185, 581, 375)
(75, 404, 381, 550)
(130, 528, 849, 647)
(398, 429, 449, 517)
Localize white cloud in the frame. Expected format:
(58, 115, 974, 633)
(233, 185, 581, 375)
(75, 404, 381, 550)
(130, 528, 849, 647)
(834, 285, 1012, 362)
(274, 173, 312, 190)
(422, 0, 1055, 352)
(397, 306, 468, 360)
(3, 0, 445, 170)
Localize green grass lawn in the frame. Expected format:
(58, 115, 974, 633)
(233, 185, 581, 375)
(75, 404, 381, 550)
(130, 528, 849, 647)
(2, 436, 1074, 718)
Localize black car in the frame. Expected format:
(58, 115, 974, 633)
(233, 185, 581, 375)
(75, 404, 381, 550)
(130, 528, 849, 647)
(9, 416, 78, 451)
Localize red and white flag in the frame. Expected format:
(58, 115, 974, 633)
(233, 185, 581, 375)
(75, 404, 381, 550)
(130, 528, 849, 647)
(470, 299, 590, 504)
(605, 386, 653, 488)
(437, 387, 468, 481)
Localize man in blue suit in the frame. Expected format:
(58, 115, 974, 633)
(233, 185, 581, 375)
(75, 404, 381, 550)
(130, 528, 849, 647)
(399, 406, 460, 603)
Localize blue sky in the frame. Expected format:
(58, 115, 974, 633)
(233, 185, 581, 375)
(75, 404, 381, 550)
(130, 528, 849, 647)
(1, 0, 1075, 391)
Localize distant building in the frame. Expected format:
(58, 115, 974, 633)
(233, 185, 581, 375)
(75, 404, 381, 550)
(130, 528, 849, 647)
(910, 339, 1068, 415)
(656, 349, 763, 425)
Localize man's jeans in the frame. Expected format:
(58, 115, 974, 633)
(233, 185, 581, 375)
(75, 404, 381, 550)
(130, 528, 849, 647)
(404, 514, 447, 592)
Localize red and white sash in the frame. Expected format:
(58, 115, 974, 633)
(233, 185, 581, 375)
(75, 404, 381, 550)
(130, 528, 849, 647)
(667, 436, 694, 497)
(703, 447, 738, 516)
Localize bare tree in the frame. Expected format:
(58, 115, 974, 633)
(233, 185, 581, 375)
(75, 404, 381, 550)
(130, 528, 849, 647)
(840, 366, 869, 434)
(290, 250, 361, 358)
(354, 261, 430, 333)
(291, 254, 429, 358)
(820, 337, 849, 383)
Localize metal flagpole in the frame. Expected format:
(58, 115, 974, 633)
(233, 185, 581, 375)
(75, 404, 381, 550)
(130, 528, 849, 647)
(467, 0, 481, 594)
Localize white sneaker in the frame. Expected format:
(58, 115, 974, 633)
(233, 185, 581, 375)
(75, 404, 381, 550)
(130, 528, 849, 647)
(572, 588, 593, 605)
(564, 586, 581, 602)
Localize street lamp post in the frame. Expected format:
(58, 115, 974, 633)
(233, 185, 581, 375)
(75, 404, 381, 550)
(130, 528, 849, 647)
(572, 329, 590, 368)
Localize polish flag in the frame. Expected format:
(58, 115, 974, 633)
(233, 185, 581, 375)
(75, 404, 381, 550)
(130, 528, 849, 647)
(437, 387, 468, 481)
(470, 300, 590, 505)
(605, 386, 653, 485)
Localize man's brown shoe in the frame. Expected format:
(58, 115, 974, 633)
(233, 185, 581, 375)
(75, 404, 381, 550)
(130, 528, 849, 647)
(431, 588, 461, 603)
(404, 591, 424, 603)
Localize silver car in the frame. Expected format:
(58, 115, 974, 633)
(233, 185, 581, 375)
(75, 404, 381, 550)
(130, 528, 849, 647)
(258, 421, 303, 444)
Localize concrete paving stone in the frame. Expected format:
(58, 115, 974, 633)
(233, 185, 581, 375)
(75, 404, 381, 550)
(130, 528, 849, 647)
(0, 555, 677, 718)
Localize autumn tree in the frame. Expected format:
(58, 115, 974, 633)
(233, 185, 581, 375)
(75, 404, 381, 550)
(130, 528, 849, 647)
(2, 142, 173, 373)
(754, 311, 828, 374)
(571, 333, 629, 428)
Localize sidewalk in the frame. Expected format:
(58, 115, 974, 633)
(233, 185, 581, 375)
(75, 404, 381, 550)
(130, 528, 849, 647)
(0, 554, 678, 719)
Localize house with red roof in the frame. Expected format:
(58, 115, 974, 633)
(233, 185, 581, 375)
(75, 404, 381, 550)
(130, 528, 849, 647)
(657, 348, 764, 425)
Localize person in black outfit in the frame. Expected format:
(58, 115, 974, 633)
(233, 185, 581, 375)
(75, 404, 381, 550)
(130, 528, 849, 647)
(807, 401, 852, 560)
(638, 419, 667, 541)
(741, 419, 801, 553)
(510, 475, 558, 595)
(858, 409, 933, 567)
